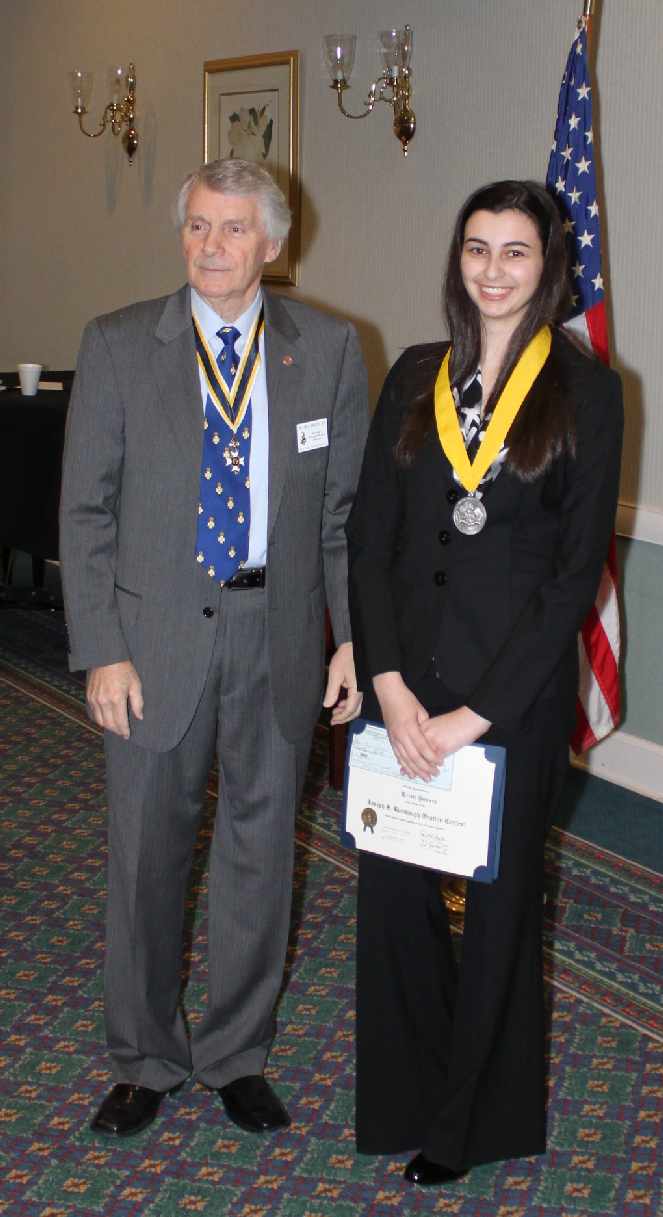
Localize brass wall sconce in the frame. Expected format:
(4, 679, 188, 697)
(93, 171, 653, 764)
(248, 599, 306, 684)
(68, 63, 138, 163)
(322, 26, 415, 156)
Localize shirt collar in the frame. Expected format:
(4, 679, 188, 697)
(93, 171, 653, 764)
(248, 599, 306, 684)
(190, 287, 263, 347)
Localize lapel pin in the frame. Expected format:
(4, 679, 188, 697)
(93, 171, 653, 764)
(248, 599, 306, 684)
(282, 354, 294, 366)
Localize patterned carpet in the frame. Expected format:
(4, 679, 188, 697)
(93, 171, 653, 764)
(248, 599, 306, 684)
(0, 607, 661, 1216)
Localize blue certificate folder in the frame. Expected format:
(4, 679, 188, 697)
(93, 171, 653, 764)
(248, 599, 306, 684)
(341, 718, 506, 883)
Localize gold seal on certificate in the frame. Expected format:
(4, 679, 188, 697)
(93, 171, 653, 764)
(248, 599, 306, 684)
(361, 806, 378, 834)
(342, 720, 505, 882)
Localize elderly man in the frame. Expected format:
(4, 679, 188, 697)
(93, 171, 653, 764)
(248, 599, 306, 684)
(60, 159, 368, 1137)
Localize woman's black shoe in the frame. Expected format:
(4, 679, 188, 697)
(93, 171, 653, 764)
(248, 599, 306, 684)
(404, 1152, 467, 1186)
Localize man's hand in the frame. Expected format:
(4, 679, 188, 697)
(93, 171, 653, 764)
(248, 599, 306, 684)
(323, 641, 363, 725)
(373, 671, 438, 781)
(86, 661, 144, 739)
(421, 706, 491, 762)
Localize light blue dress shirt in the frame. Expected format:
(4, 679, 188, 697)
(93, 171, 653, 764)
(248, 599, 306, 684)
(191, 287, 269, 568)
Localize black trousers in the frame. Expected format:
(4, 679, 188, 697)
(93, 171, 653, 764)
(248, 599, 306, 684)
(355, 678, 570, 1170)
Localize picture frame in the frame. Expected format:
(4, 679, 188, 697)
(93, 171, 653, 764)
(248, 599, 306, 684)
(203, 50, 300, 286)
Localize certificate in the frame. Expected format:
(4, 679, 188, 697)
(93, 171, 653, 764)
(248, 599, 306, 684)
(342, 719, 506, 882)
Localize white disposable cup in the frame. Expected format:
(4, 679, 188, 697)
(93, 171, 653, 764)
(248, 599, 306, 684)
(18, 363, 42, 395)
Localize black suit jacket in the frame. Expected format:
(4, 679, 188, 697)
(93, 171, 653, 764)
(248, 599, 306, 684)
(346, 329, 623, 730)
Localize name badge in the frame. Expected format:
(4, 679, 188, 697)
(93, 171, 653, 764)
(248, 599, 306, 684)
(297, 418, 328, 453)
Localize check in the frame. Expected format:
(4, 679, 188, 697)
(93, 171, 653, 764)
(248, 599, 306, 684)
(342, 719, 506, 882)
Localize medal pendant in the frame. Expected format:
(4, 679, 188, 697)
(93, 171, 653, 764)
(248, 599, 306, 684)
(224, 437, 243, 473)
(453, 494, 487, 536)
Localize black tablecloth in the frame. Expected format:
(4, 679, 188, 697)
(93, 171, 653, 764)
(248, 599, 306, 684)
(0, 372, 74, 560)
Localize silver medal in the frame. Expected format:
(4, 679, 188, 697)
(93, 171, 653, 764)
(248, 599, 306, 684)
(452, 494, 487, 536)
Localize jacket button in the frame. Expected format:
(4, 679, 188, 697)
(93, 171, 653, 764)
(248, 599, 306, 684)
(202, 606, 215, 618)
(446, 488, 459, 505)
(438, 529, 450, 545)
(434, 570, 447, 587)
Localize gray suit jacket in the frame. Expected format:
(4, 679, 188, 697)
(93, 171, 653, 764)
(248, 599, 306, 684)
(59, 285, 369, 750)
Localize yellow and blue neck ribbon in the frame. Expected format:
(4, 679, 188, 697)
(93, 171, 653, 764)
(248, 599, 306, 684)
(194, 306, 264, 432)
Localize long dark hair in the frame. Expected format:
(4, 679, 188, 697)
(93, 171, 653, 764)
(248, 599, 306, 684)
(396, 180, 577, 479)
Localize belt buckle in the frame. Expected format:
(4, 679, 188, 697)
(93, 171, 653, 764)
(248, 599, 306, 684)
(227, 566, 265, 590)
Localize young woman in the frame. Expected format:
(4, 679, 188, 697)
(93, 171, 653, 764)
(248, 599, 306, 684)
(346, 181, 623, 1186)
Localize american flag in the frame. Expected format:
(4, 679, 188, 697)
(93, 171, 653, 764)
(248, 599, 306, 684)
(546, 16, 621, 754)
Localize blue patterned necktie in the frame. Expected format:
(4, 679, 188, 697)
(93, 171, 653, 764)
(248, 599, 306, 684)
(195, 324, 252, 584)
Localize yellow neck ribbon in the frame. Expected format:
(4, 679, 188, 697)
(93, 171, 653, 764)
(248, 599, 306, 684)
(434, 326, 552, 493)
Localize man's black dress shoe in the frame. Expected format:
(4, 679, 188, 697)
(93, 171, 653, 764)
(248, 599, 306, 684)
(404, 1152, 468, 1186)
(90, 1083, 165, 1136)
(218, 1075, 290, 1133)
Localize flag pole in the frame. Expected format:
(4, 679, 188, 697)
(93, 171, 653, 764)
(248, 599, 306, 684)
(581, 2, 596, 109)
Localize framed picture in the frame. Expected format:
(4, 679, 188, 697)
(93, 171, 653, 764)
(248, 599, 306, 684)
(204, 50, 300, 286)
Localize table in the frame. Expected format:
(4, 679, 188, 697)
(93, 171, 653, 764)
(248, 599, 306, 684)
(0, 372, 73, 595)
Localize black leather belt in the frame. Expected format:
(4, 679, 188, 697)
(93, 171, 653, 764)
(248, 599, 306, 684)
(223, 566, 266, 590)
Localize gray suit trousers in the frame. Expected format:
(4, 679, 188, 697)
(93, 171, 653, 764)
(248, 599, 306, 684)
(103, 585, 312, 1091)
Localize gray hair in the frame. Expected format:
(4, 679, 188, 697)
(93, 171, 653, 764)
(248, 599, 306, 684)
(175, 159, 291, 241)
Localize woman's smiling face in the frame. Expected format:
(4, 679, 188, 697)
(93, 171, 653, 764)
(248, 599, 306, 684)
(460, 208, 545, 335)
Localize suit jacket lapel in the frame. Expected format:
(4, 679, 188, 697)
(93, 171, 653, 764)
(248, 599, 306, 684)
(153, 284, 202, 461)
(263, 289, 303, 537)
